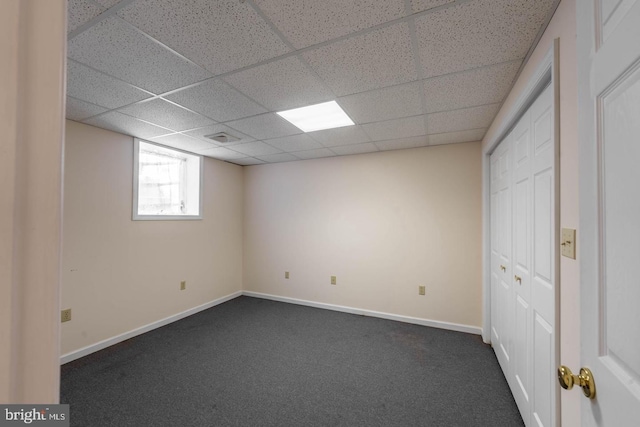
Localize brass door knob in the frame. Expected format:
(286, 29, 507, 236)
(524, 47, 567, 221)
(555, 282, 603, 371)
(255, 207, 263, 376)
(500, 265, 506, 272)
(558, 365, 596, 399)
(514, 275, 522, 283)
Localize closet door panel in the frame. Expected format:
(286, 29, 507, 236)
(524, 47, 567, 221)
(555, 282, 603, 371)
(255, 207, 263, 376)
(490, 83, 555, 427)
(512, 109, 533, 421)
(531, 86, 555, 323)
(490, 137, 513, 376)
(533, 311, 554, 427)
(530, 85, 555, 427)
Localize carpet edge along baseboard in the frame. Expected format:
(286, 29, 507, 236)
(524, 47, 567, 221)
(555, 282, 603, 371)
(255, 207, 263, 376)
(60, 291, 242, 364)
(243, 291, 482, 336)
(61, 290, 482, 365)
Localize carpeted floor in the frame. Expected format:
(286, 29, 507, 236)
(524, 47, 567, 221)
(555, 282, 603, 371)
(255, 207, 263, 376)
(60, 296, 524, 426)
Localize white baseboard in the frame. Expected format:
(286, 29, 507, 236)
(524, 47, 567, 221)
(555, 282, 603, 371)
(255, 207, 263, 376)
(60, 291, 242, 364)
(242, 291, 482, 336)
(61, 290, 481, 364)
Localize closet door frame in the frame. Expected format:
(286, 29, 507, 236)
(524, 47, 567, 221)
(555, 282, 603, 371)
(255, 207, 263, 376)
(482, 41, 560, 425)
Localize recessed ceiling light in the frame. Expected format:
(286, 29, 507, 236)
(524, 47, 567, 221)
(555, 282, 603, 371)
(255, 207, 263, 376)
(276, 101, 355, 133)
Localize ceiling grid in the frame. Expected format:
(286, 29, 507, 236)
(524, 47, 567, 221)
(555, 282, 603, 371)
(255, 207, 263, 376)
(66, 0, 560, 165)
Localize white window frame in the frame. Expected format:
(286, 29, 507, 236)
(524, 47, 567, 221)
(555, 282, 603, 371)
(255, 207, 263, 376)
(133, 138, 203, 221)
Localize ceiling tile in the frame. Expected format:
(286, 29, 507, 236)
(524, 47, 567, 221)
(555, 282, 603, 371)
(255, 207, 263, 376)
(303, 23, 417, 96)
(150, 133, 216, 153)
(256, 153, 300, 163)
(338, 82, 423, 124)
(118, 98, 215, 132)
(228, 157, 266, 166)
(411, 0, 455, 13)
(374, 135, 429, 151)
(308, 126, 371, 147)
(224, 56, 334, 111)
(429, 128, 487, 145)
(84, 112, 172, 139)
(427, 104, 500, 134)
(118, 0, 291, 75)
(414, 0, 556, 78)
(231, 141, 282, 157)
(67, 0, 555, 163)
(362, 116, 426, 141)
(263, 134, 322, 152)
(225, 114, 302, 140)
(164, 79, 266, 123)
(291, 148, 336, 160)
(254, 0, 405, 49)
(66, 97, 108, 121)
(68, 0, 104, 33)
(183, 124, 255, 146)
(67, 60, 151, 109)
(68, 17, 212, 94)
(423, 60, 521, 113)
(197, 146, 247, 160)
(331, 142, 380, 156)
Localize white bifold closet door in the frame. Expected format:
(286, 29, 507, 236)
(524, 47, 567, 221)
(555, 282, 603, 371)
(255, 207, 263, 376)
(490, 83, 556, 427)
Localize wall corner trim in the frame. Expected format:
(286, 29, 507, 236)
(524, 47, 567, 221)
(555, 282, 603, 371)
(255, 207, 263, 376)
(242, 291, 482, 336)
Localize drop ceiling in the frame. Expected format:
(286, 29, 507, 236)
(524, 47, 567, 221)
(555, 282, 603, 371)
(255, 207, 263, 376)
(66, 0, 559, 166)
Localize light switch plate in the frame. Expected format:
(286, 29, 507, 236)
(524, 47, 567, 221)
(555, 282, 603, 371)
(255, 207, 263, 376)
(285, 271, 289, 279)
(561, 228, 576, 259)
(331, 276, 336, 285)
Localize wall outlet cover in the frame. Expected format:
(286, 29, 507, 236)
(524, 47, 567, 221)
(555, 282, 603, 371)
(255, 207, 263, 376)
(561, 228, 576, 259)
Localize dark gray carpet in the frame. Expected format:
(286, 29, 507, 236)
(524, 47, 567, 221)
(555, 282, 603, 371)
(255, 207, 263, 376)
(60, 296, 524, 427)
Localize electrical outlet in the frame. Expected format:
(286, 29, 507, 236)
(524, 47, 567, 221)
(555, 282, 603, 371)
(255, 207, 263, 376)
(331, 276, 336, 285)
(61, 309, 72, 323)
(180, 281, 186, 290)
(285, 271, 290, 279)
(419, 286, 426, 296)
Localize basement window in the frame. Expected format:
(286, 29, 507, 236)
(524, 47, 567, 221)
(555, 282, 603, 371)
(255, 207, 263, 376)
(133, 139, 202, 220)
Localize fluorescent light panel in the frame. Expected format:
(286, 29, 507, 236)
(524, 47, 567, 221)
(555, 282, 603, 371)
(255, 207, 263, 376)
(277, 101, 354, 132)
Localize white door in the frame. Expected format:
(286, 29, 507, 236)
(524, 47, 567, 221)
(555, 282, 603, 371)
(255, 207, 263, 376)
(529, 85, 556, 427)
(511, 101, 533, 422)
(491, 83, 556, 426)
(577, 0, 640, 425)
(491, 137, 513, 378)
(511, 85, 556, 426)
